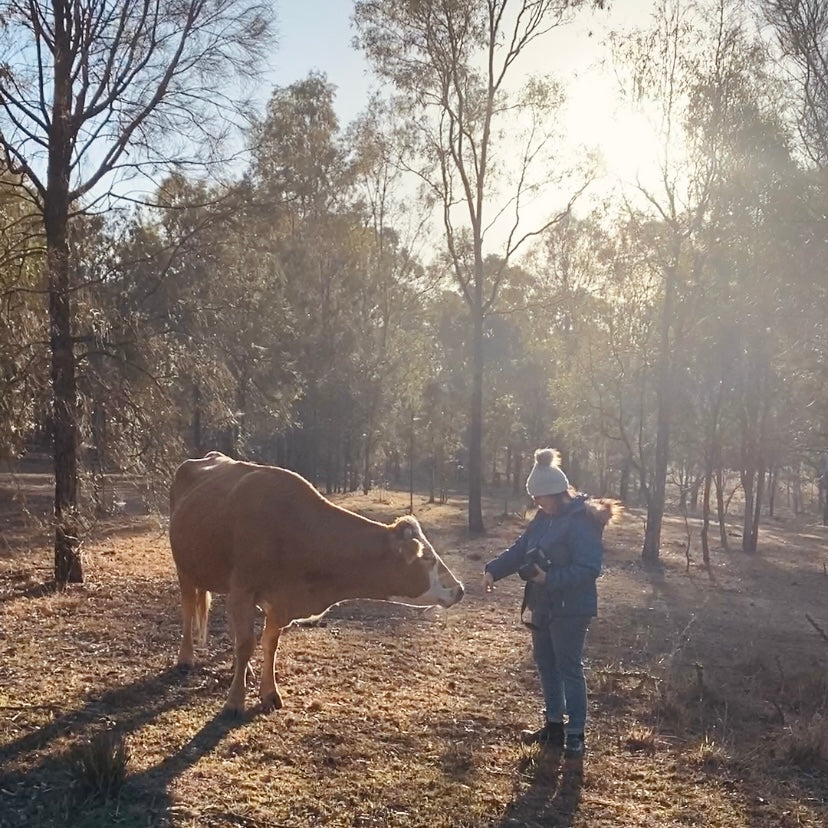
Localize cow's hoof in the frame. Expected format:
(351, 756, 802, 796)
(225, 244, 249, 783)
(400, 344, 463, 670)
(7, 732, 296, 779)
(176, 660, 194, 673)
(260, 691, 284, 712)
(221, 701, 245, 718)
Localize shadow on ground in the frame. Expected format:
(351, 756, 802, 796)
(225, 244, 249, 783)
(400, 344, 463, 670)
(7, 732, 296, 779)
(0, 666, 247, 828)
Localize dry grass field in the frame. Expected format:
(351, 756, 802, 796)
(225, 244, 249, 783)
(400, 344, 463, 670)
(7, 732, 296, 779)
(1, 477, 827, 827)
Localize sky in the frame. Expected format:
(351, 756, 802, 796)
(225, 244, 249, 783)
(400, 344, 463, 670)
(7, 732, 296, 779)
(256, 0, 673, 246)
(264, 0, 661, 173)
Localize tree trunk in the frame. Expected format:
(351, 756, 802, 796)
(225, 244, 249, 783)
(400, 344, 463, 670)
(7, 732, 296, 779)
(192, 383, 203, 455)
(701, 471, 712, 569)
(792, 463, 802, 515)
(823, 476, 828, 525)
(513, 449, 523, 496)
(362, 432, 372, 496)
(468, 304, 484, 533)
(767, 465, 776, 518)
(620, 458, 631, 503)
(91, 402, 107, 518)
(700, 376, 725, 564)
(747, 465, 765, 552)
(48, 26, 83, 587)
(741, 467, 755, 553)
(714, 469, 729, 551)
(690, 474, 702, 511)
(643, 259, 677, 564)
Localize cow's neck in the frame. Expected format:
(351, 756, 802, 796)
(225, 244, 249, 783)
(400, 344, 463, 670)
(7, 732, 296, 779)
(293, 522, 408, 611)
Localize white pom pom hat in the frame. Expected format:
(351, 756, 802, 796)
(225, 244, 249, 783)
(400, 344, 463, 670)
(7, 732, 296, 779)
(525, 448, 570, 497)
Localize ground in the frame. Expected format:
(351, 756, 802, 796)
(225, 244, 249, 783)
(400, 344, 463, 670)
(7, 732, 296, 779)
(0, 474, 827, 827)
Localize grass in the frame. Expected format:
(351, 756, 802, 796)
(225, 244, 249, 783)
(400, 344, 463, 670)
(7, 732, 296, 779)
(0, 487, 827, 826)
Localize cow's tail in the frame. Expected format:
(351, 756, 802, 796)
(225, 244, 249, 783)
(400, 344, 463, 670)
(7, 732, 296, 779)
(192, 588, 212, 646)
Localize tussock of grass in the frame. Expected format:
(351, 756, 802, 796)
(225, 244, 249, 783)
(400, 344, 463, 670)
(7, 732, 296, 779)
(624, 726, 656, 754)
(67, 728, 129, 804)
(689, 734, 728, 769)
(778, 714, 828, 767)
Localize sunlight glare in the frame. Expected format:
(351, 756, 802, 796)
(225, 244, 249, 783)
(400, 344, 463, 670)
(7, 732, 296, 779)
(598, 109, 664, 185)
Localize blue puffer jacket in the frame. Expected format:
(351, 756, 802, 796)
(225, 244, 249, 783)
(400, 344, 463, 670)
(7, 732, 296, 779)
(485, 495, 614, 618)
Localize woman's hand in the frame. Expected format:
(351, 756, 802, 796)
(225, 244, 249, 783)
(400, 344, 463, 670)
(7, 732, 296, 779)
(482, 571, 495, 593)
(530, 565, 547, 585)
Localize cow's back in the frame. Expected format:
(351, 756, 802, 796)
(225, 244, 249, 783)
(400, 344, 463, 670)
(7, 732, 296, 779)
(169, 452, 259, 592)
(169, 453, 336, 594)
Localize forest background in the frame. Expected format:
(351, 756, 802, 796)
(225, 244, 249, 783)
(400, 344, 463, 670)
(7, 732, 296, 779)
(0, 0, 827, 587)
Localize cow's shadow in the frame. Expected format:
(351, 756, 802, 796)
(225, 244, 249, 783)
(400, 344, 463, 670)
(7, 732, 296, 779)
(0, 665, 245, 827)
(497, 747, 584, 827)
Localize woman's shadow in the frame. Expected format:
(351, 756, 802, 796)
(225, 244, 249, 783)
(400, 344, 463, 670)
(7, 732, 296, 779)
(498, 746, 584, 827)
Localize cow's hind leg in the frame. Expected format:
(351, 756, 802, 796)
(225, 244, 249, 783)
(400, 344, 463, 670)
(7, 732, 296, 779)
(224, 588, 256, 716)
(259, 604, 285, 712)
(176, 571, 198, 669)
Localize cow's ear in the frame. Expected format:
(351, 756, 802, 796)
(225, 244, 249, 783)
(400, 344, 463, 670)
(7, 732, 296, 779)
(394, 520, 416, 541)
(399, 538, 425, 563)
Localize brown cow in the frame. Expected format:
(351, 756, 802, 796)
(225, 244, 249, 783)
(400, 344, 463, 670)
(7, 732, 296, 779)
(169, 451, 464, 715)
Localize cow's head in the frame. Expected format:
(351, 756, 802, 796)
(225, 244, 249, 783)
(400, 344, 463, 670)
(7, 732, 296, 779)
(389, 515, 464, 608)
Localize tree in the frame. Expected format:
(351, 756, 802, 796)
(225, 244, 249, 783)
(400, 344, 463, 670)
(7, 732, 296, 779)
(0, 173, 48, 461)
(354, 0, 598, 533)
(612, 0, 763, 562)
(760, 0, 828, 166)
(0, 0, 272, 586)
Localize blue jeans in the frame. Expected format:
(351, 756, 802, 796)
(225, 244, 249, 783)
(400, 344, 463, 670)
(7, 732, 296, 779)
(531, 615, 591, 735)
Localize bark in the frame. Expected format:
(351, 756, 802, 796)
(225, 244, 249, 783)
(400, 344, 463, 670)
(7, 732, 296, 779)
(468, 305, 484, 533)
(821, 474, 828, 526)
(91, 402, 107, 518)
(643, 259, 677, 564)
(741, 467, 755, 552)
(192, 384, 203, 456)
(700, 375, 725, 563)
(792, 464, 802, 515)
(48, 19, 82, 587)
(767, 466, 777, 518)
(362, 433, 372, 496)
(619, 458, 631, 503)
(690, 475, 702, 510)
(747, 465, 765, 552)
(714, 469, 729, 551)
(701, 472, 712, 569)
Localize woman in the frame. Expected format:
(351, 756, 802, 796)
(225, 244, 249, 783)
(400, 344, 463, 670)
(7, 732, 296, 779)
(482, 448, 620, 759)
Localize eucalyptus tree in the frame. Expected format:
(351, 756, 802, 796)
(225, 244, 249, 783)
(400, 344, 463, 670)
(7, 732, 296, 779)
(760, 0, 828, 166)
(759, 0, 828, 519)
(347, 102, 439, 494)
(249, 74, 428, 488)
(109, 174, 301, 472)
(0, 0, 272, 585)
(611, 0, 771, 561)
(354, 0, 601, 533)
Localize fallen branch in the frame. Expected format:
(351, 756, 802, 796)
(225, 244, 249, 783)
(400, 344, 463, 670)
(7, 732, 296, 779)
(805, 613, 828, 643)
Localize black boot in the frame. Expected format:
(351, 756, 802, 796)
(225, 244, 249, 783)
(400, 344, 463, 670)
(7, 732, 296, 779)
(564, 732, 585, 758)
(520, 720, 564, 747)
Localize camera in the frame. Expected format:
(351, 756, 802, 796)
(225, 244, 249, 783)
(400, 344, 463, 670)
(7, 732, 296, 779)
(518, 546, 549, 581)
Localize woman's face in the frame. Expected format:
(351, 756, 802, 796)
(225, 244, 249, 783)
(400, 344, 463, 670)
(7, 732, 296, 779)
(533, 493, 561, 515)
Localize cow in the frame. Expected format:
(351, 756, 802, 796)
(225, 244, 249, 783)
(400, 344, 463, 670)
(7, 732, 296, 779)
(169, 451, 465, 715)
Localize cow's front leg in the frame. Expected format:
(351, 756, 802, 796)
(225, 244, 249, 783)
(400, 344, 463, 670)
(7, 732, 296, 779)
(224, 588, 256, 716)
(259, 605, 284, 711)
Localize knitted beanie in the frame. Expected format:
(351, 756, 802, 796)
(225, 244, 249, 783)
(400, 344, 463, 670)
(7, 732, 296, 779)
(525, 448, 569, 497)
